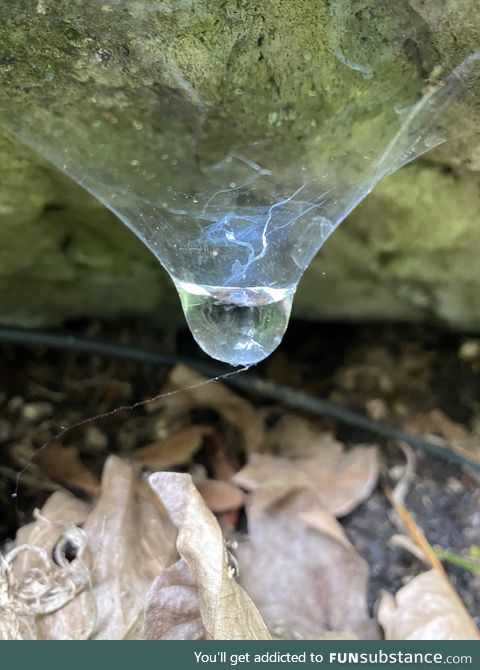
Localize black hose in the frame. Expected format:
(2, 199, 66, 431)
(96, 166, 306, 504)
(0, 324, 478, 473)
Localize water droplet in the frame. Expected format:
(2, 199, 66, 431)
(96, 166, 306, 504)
(132, 120, 143, 130)
(175, 282, 294, 366)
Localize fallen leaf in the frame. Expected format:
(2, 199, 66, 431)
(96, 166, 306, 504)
(378, 569, 480, 640)
(35, 441, 100, 495)
(406, 409, 480, 466)
(299, 508, 358, 550)
(195, 479, 245, 514)
(315, 632, 359, 640)
(262, 414, 341, 458)
(14, 491, 90, 557)
(236, 489, 379, 639)
(7, 457, 179, 640)
(149, 472, 270, 640)
(160, 365, 264, 454)
(235, 421, 378, 517)
(143, 559, 205, 640)
(133, 425, 213, 469)
(83, 456, 177, 639)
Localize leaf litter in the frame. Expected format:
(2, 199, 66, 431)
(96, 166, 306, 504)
(1, 347, 479, 640)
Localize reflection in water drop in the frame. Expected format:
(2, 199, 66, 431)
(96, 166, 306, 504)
(176, 281, 294, 366)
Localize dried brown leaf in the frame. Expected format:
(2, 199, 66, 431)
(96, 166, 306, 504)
(161, 365, 264, 453)
(378, 569, 480, 640)
(7, 457, 178, 640)
(195, 479, 245, 514)
(133, 425, 213, 470)
(235, 427, 378, 517)
(315, 632, 359, 640)
(149, 472, 270, 640)
(35, 441, 100, 495)
(14, 491, 90, 558)
(262, 414, 340, 457)
(82, 456, 177, 639)
(143, 559, 205, 640)
(406, 409, 480, 466)
(236, 489, 379, 639)
(236, 489, 379, 640)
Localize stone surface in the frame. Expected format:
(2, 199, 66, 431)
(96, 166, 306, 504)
(0, 1, 479, 329)
(0, 131, 176, 326)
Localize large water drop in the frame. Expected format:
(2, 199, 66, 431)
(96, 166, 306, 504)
(176, 282, 294, 366)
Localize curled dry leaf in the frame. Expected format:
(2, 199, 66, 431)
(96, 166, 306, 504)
(195, 479, 245, 514)
(82, 456, 177, 639)
(236, 489, 380, 640)
(235, 419, 378, 517)
(35, 441, 100, 495)
(378, 569, 480, 640)
(262, 414, 339, 457)
(149, 472, 270, 640)
(314, 632, 359, 640)
(160, 365, 264, 454)
(133, 425, 213, 470)
(6, 456, 178, 640)
(144, 559, 205, 640)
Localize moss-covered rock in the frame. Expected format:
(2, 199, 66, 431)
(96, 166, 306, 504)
(0, 1, 479, 329)
(0, 131, 175, 326)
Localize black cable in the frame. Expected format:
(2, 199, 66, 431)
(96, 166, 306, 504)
(0, 326, 223, 377)
(0, 324, 479, 473)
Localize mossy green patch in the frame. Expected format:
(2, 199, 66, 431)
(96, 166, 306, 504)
(0, 1, 479, 328)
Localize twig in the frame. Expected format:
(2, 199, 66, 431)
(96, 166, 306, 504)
(382, 470, 479, 638)
(382, 480, 445, 574)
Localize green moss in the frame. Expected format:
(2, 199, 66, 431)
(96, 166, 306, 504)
(0, 1, 479, 328)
